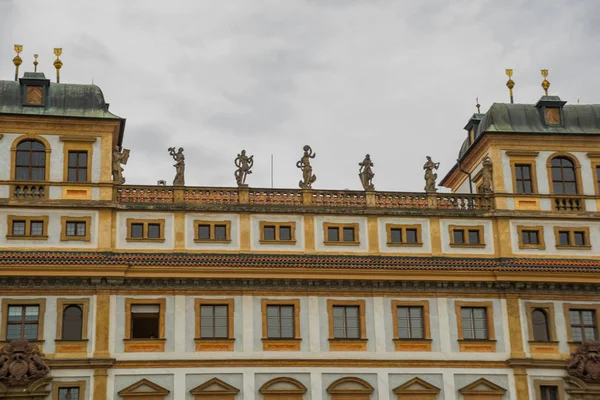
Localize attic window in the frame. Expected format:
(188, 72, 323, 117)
(25, 86, 43, 105)
(544, 107, 561, 125)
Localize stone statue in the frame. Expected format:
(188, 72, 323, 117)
(358, 154, 375, 190)
(480, 156, 493, 193)
(0, 340, 49, 387)
(297, 145, 317, 189)
(234, 150, 254, 187)
(423, 156, 440, 192)
(168, 147, 185, 186)
(112, 146, 130, 185)
(567, 341, 600, 382)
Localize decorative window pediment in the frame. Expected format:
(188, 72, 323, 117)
(260, 377, 307, 399)
(327, 377, 374, 399)
(458, 378, 506, 399)
(190, 377, 240, 399)
(393, 377, 440, 399)
(118, 378, 169, 399)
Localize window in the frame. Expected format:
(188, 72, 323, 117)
(386, 224, 422, 247)
(594, 162, 600, 195)
(525, 303, 556, 345)
(260, 299, 301, 350)
(531, 309, 550, 342)
(67, 151, 88, 182)
(514, 164, 534, 194)
(200, 304, 229, 339)
(61, 216, 91, 242)
(517, 226, 545, 250)
(397, 306, 423, 339)
(391, 301, 431, 351)
(569, 309, 597, 342)
(52, 381, 86, 400)
(266, 305, 295, 338)
(534, 380, 565, 400)
(455, 301, 496, 351)
(15, 140, 46, 181)
(58, 388, 79, 400)
(56, 298, 89, 347)
(194, 221, 231, 243)
(449, 225, 484, 247)
(461, 307, 488, 340)
(130, 304, 160, 339)
(327, 300, 366, 350)
(259, 221, 296, 244)
(7, 215, 48, 239)
(507, 151, 539, 195)
(124, 298, 166, 352)
(540, 386, 558, 400)
(554, 227, 590, 249)
(6, 305, 40, 340)
(61, 305, 83, 341)
(126, 219, 165, 242)
(333, 306, 360, 339)
(324, 223, 359, 245)
(550, 156, 578, 194)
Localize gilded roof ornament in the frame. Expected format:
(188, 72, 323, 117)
(505, 69, 515, 104)
(234, 150, 254, 187)
(13, 44, 23, 81)
(33, 54, 39, 73)
(296, 145, 317, 189)
(423, 156, 440, 193)
(541, 69, 550, 96)
(168, 147, 185, 186)
(53, 47, 63, 83)
(358, 154, 375, 191)
(476, 97, 481, 113)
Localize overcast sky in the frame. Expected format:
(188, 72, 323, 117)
(1, 0, 599, 191)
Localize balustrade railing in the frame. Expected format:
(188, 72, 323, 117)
(184, 188, 239, 205)
(12, 183, 47, 200)
(552, 196, 585, 212)
(249, 189, 302, 206)
(376, 192, 428, 209)
(117, 186, 174, 203)
(312, 190, 366, 207)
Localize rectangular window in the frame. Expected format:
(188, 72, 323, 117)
(259, 222, 296, 244)
(66, 221, 86, 237)
(12, 220, 25, 236)
(449, 225, 484, 247)
(332, 305, 360, 339)
(130, 304, 161, 339)
(6, 305, 40, 340)
(514, 164, 534, 194)
(460, 307, 488, 340)
(67, 151, 88, 183)
(58, 387, 80, 400)
(130, 223, 143, 238)
(522, 230, 539, 245)
(324, 223, 359, 245)
(61, 217, 93, 242)
(569, 309, 597, 342)
(126, 219, 165, 242)
(517, 226, 546, 250)
(595, 165, 600, 194)
(147, 223, 161, 239)
(200, 304, 229, 339)
(386, 224, 422, 246)
(7, 216, 48, 239)
(555, 227, 590, 249)
(396, 306, 424, 339)
(266, 305, 295, 339)
(194, 221, 231, 243)
(539, 386, 558, 400)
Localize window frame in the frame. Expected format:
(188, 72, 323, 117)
(327, 299, 367, 349)
(56, 298, 89, 342)
(516, 225, 546, 250)
(553, 226, 591, 250)
(124, 298, 166, 352)
(259, 221, 296, 244)
(506, 151, 539, 195)
(546, 152, 583, 195)
(391, 300, 430, 340)
(52, 380, 86, 400)
(448, 225, 485, 248)
(386, 224, 423, 247)
(563, 304, 600, 344)
(11, 136, 51, 182)
(323, 222, 360, 246)
(193, 220, 232, 243)
(126, 218, 165, 242)
(260, 299, 301, 351)
(6, 215, 49, 240)
(194, 298, 235, 351)
(1, 298, 46, 342)
(524, 302, 557, 343)
(455, 301, 495, 345)
(60, 216, 92, 242)
(533, 379, 565, 400)
(60, 136, 95, 184)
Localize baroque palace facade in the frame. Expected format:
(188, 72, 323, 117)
(0, 57, 599, 400)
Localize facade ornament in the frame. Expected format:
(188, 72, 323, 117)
(423, 156, 440, 193)
(168, 147, 185, 186)
(480, 156, 493, 193)
(541, 69, 550, 96)
(0, 340, 49, 387)
(567, 341, 600, 382)
(112, 146, 130, 185)
(296, 145, 317, 189)
(234, 150, 254, 187)
(358, 154, 375, 190)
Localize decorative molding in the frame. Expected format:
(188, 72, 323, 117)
(0, 340, 49, 387)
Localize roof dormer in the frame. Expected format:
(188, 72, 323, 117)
(19, 72, 50, 107)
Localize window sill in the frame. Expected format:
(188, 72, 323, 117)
(123, 338, 166, 352)
(262, 338, 302, 351)
(323, 241, 360, 246)
(457, 339, 496, 352)
(386, 242, 423, 247)
(194, 338, 235, 351)
(61, 237, 91, 242)
(393, 338, 432, 351)
(518, 244, 545, 250)
(449, 243, 486, 248)
(125, 238, 166, 243)
(6, 235, 48, 241)
(194, 239, 232, 244)
(528, 340, 559, 344)
(555, 245, 592, 250)
(328, 338, 368, 351)
(259, 240, 297, 245)
(0, 339, 44, 345)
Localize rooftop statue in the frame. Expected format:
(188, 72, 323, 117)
(168, 147, 185, 186)
(234, 150, 254, 187)
(297, 145, 317, 189)
(112, 146, 130, 185)
(423, 156, 440, 193)
(480, 156, 493, 193)
(358, 154, 375, 190)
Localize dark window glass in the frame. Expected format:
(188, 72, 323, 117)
(390, 228, 402, 243)
(343, 227, 355, 242)
(540, 386, 558, 400)
(279, 226, 291, 241)
(61, 305, 83, 341)
(405, 229, 418, 244)
(6, 305, 39, 340)
(263, 226, 276, 241)
(569, 309, 597, 342)
(558, 231, 570, 246)
(67, 151, 88, 183)
(266, 305, 295, 338)
(453, 230, 465, 244)
(397, 306, 424, 339)
(514, 164, 533, 194)
(66, 221, 86, 237)
(15, 140, 46, 181)
(596, 166, 600, 192)
(58, 387, 80, 400)
(200, 305, 228, 339)
(214, 225, 227, 240)
(332, 305, 360, 339)
(30, 221, 44, 236)
(198, 225, 211, 240)
(574, 231, 586, 246)
(532, 309, 550, 342)
(147, 224, 160, 239)
(12, 221, 25, 236)
(521, 230, 539, 245)
(327, 227, 339, 242)
(468, 230, 480, 244)
(130, 223, 143, 238)
(130, 304, 160, 339)
(551, 157, 578, 194)
(461, 307, 488, 340)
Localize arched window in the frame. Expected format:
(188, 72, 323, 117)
(62, 304, 83, 341)
(551, 156, 578, 194)
(15, 140, 46, 181)
(532, 308, 550, 342)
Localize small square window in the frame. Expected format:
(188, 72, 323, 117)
(198, 225, 211, 240)
(263, 226, 276, 241)
(214, 225, 227, 240)
(130, 304, 160, 339)
(558, 231, 570, 246)
(468, 230, 480, 244)
(522, 230, 539, 245)
(279, 226, 291, 241)
(343, 227, 355, 242)
(66, 221, 86, 237)
(390, 228, 402, 243)
(30, 221, 44, 236)
(327, 227, 339, 242)
(574, 231, 586, 246)
(147, 224, 161, 239)
(405, 229, 418, 244)
(453, 230, 465, 244)
(12, 221, 25, 236)
(130, 223, 144, 238)
(58, 387, 80, 400)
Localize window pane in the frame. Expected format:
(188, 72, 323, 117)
(214, 225, 227, 240)
(584, 327, 596, 340)
(12, 221, 25, 236)
(6, 325, 22, 340)
(147, 224, 160, 239)
(30, 221, 43, 236)
(582, 311, 594, 324)
(23, 324, 38, 340)
(343, 227, 355, 242)
(78, 169, 87, 182)
(327, 227, 339, 242)
(130, 223, 143, 238)
(279, 226, 291, 241)
(559, 231, 570, 246)
(76, 223, 86, 236)
(523, 181, 532, 194)
(16, 167, 30, 180)
(565, 182, 577, 194)
(574, 232, 585, 246)
(453, 230, 464, 244)
(405, 229, 418, 243)
(572, 327, 583, 342)
(263, 226, 275, 241)
(198, 225, 210, 240)
(68, 169, 78, 182)
(214, 326, 228, 338)
(31, 152, 45, 167)
(390, 228, 402, 243)
(66, 222, 77, 236)
(468, 230, 480, 244)
(68, 151, 78, 167)
(214, 305, 228, 318)
(532, 309, 550, 341)
(529, 231, 539, 244)
(62, 305, 83, 340)
(58, 387, 80, 400)
(31, 167, 45, 181)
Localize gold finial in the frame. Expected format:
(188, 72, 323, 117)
(33, 54, 39, 73)
(13, 44, 23, 81)
(53, 47, 63, 83)
(505, 69, 515, 104)
(476, 97, 481, 113)
(541, 69, 550, 96)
